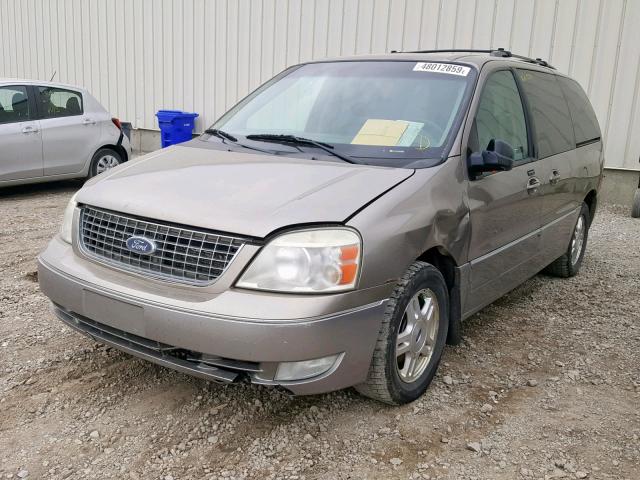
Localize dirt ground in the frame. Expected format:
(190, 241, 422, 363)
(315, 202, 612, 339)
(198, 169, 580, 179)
(0, 180, 638, 480)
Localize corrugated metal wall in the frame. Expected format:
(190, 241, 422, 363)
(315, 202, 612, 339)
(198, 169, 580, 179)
(1, 0, 639, 169)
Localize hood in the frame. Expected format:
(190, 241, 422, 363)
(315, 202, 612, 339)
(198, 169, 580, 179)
(77, 145, 413, 238)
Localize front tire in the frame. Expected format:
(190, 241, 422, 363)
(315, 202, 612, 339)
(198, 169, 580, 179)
(89, 148, 122, 178)
(544, 202, 590, 278)
(355, 261, 449, 405)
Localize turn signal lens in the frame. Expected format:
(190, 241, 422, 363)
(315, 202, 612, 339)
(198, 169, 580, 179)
(236, 228, 361, 293)
(338, 245, 359, 285)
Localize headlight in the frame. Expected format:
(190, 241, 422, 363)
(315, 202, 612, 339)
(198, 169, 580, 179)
(236, 228, 361, 293)
(60, 193, 78, 244)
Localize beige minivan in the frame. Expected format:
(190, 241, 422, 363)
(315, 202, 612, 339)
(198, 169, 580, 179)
(38, 49, 603, 404)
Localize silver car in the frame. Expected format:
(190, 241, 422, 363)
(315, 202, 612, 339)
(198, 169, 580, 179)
(38, 50, 603, 404)
(0, 79, 131, 186)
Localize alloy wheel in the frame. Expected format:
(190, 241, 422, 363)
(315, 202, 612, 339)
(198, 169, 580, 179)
(570, 215, 586, 265)
(95, 154, 120, 174)
(395, 288, 439, 383)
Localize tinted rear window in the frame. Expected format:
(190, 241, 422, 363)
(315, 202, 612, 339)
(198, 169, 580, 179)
(516, 70, 574, 159)
(557, 77, 601, 145)
(37, 86, 83, 119)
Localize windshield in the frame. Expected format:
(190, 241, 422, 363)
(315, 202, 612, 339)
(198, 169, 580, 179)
(211, 61, 477, 167)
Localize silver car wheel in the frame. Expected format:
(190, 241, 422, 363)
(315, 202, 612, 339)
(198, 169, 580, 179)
(395, 288, 439, 383)
(570, 215, 586, 265)
(95, 154, 120, 174)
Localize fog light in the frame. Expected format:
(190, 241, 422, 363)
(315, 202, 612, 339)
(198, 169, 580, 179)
(274, 354, 341, 381)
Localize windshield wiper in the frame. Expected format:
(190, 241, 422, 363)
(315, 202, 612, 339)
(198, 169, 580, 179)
(245, 134, 360, 164)
(204, 128, 238, 142)
(203, 129, 273, 154)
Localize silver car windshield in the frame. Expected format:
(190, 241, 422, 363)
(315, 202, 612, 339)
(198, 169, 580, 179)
(211, 61, 477, 167)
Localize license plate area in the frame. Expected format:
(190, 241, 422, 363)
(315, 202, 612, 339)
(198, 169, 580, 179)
(82, 290, 145, 337)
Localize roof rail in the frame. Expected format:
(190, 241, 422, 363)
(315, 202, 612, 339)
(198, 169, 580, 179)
(390, 47, 555, 70)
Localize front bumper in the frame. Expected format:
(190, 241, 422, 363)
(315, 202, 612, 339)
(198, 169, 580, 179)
(38, 237, 390, 394)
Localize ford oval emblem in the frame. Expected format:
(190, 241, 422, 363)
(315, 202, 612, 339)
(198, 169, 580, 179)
(125, 236, 157, 255)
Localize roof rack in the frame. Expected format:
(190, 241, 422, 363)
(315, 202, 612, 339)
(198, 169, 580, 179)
(389, 48, 555, 70)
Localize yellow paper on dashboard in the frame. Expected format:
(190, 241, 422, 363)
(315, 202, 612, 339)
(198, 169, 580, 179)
(351, 119, 409, 146)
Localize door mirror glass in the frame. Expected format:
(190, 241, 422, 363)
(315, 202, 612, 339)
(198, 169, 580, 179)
(489, 138, 514, 160)
(468, 139, 514, 178)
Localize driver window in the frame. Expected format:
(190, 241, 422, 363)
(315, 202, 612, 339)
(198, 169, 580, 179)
(470, 70, 528, 161)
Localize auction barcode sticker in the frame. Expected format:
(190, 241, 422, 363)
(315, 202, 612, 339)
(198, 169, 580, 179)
(413, 62, 471, 76)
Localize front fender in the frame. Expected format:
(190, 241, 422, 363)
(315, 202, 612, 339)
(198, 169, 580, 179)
(348, 157, 470, 289)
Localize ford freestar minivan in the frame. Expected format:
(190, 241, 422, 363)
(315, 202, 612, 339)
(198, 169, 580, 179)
(38, 50, 603, 404)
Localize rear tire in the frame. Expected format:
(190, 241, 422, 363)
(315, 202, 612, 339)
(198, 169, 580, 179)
(631, 188, 640, 218)
(89, 148, 122, 178)
(544, 203, 590, 278)
(355, 261, 449, 405)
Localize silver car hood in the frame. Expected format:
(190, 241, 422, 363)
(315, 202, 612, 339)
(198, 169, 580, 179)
(77, 145, 414, 238)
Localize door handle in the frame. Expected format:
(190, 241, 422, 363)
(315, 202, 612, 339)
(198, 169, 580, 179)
(22, 125, 39, 134)
(549, 169, 561, 185)
(526, 176, 541, 193)
(82, 118, 96, 125)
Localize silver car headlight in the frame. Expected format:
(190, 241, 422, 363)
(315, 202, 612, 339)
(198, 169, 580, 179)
(60, 193, 78, 244)
(236, 228, 361, 293)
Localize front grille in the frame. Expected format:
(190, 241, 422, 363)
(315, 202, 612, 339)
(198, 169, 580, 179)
(79, 206, 244, 285)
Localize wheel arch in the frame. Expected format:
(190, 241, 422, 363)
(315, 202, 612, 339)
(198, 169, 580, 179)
(416, 246, 462, 345)
(584, 189, 597, 223)
(417, 246, 456, 289)
(85, 144, 129, 178)
(95, 143, 129, 163)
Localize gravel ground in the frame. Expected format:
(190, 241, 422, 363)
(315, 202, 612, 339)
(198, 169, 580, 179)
(0, 180, 638, 480)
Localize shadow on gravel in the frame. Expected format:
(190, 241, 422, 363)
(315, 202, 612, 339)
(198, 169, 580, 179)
(23, 271, 38, 282)
(0, 179, 83, 199)
(116, 354, 362, 413)
(489, 274, 546, 308)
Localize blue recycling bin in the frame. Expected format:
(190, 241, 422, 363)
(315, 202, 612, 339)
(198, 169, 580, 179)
(156, 110, 199, 147)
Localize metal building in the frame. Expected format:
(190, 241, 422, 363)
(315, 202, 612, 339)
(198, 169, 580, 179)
(1, 0, 639, 172)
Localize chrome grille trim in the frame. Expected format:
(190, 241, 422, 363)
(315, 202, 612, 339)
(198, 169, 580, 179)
(78, 206, 245, 286)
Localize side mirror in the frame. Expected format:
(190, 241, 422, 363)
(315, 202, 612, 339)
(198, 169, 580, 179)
(468, 139, 515, 179)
